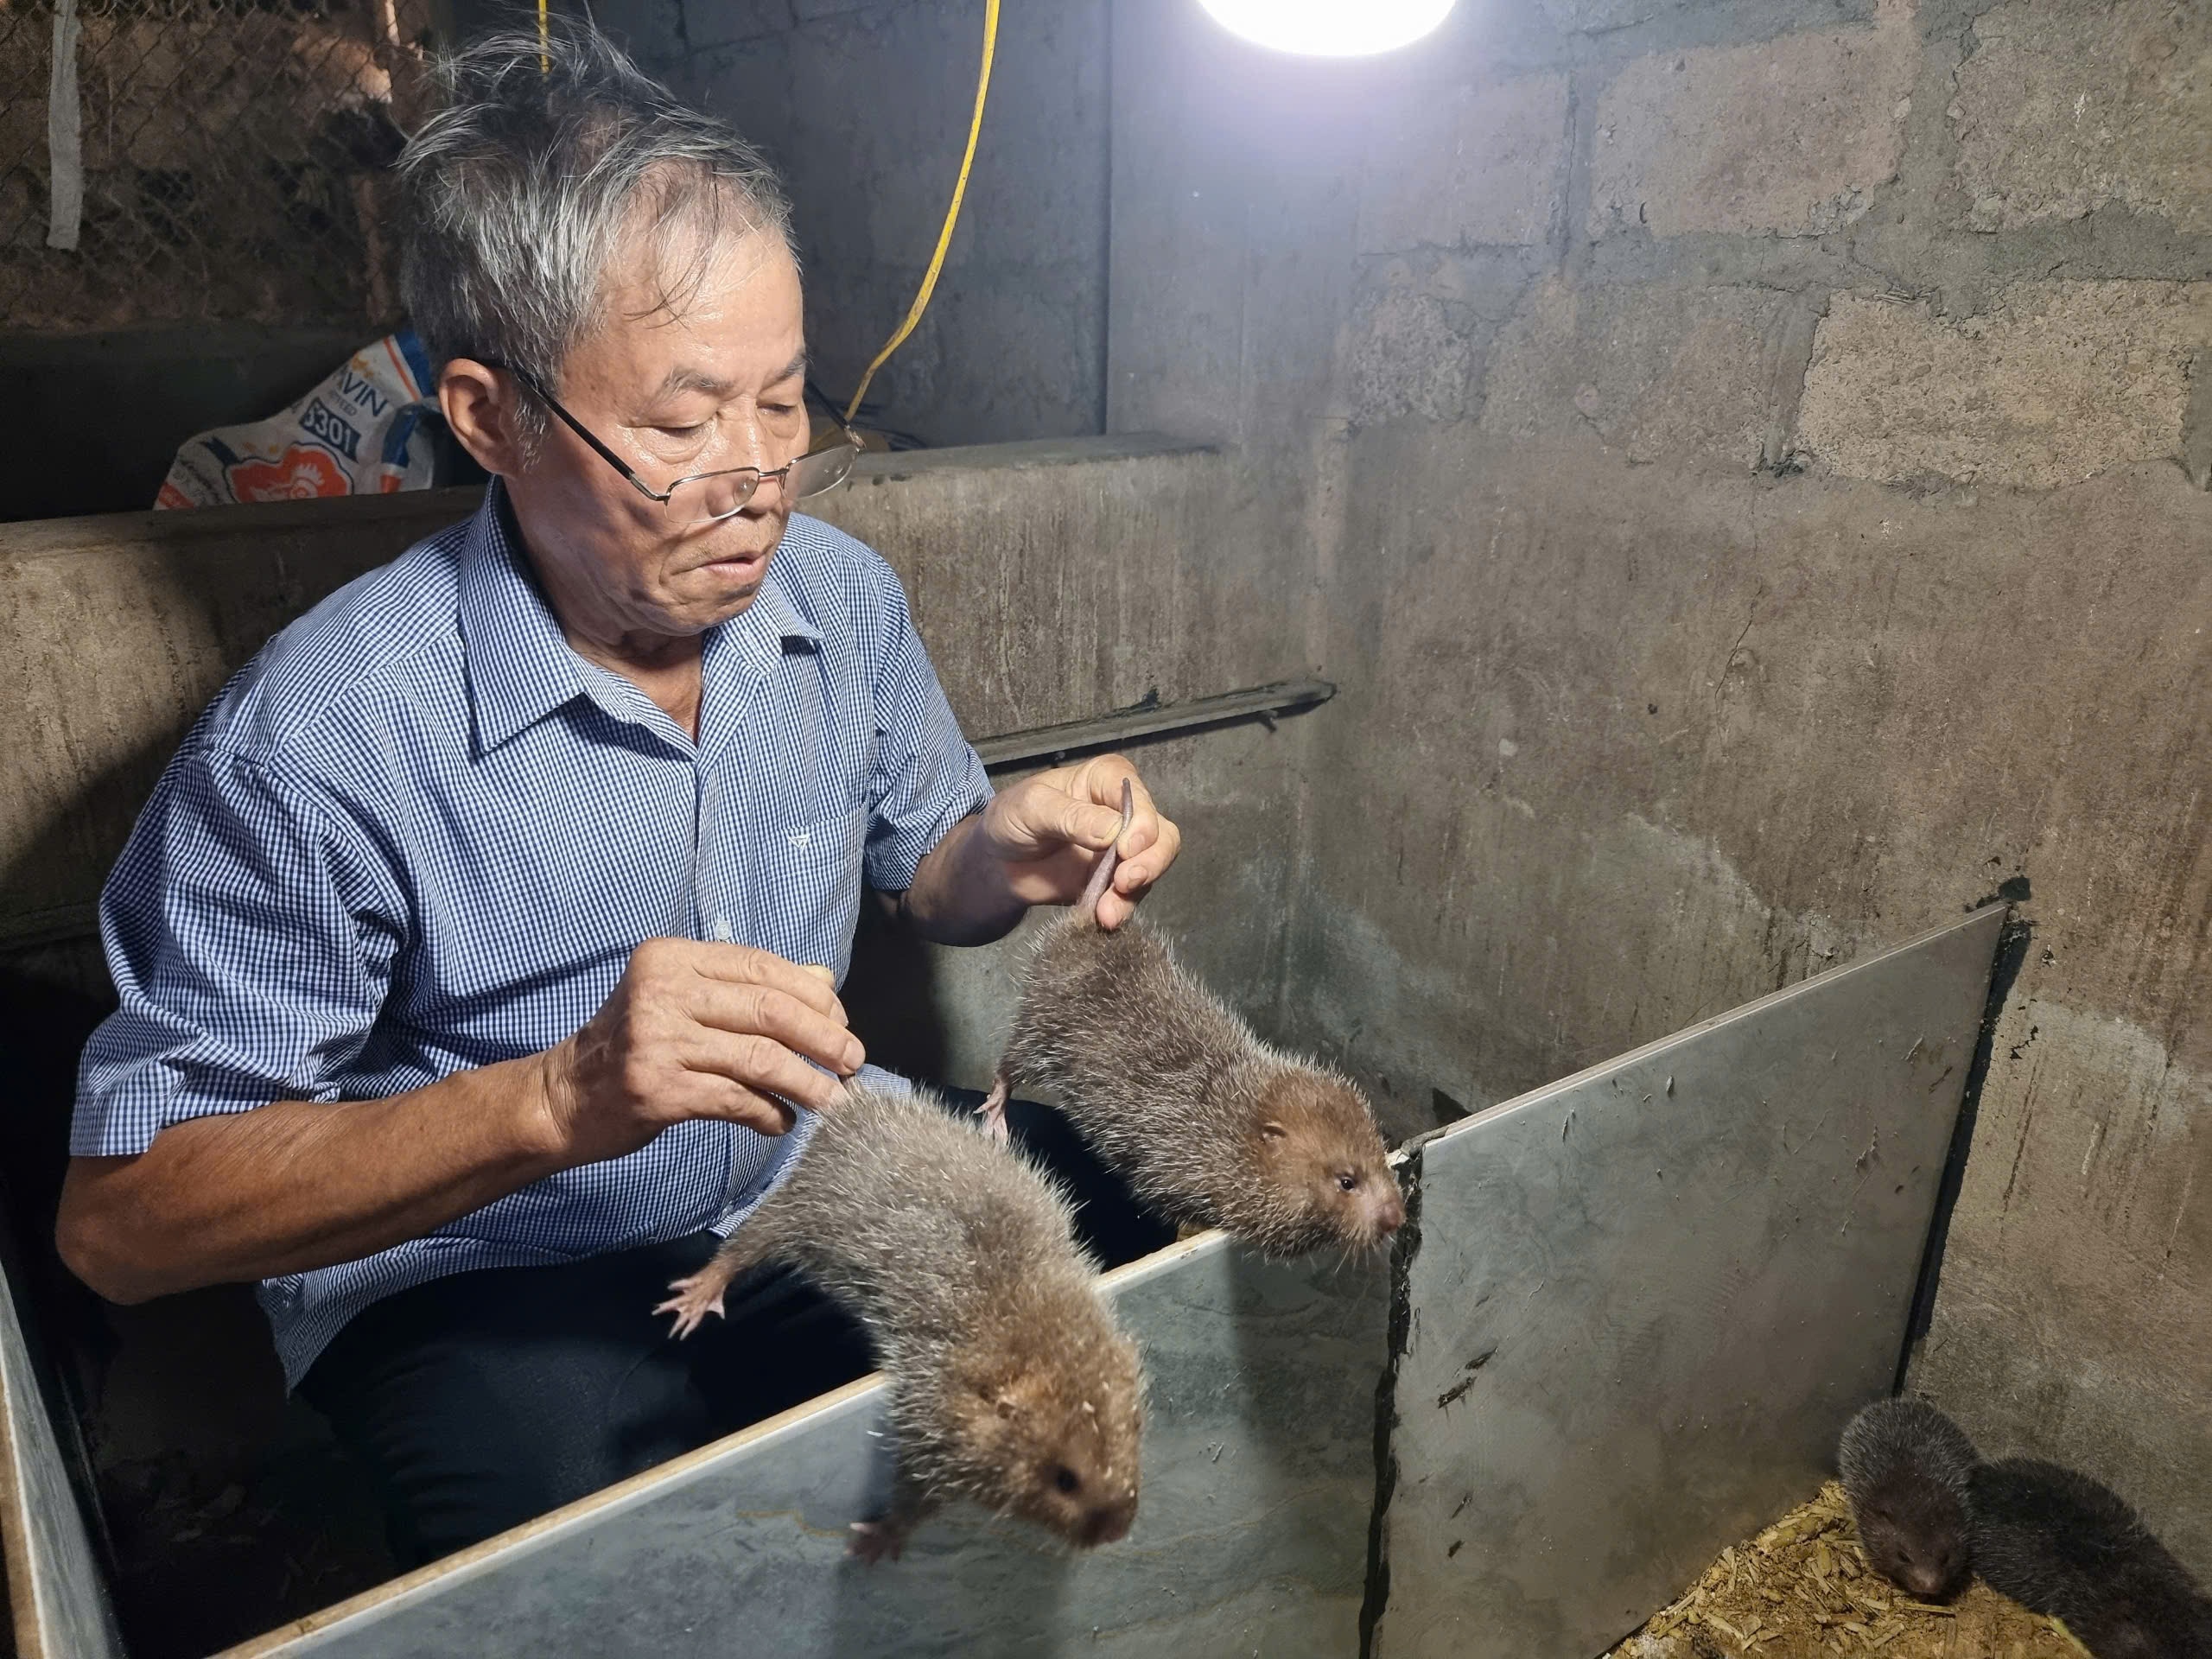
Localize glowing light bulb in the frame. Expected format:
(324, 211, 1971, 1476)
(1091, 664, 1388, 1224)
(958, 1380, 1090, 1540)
(1198, 0, 1457, 56)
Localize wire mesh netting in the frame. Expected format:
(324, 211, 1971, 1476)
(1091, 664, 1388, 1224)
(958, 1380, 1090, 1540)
(1, 0, 429, 332)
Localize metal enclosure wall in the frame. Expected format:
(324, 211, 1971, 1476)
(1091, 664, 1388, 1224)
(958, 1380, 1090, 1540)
(0, 1230, 125, 1659)
(1373, 905, 2005, 1657)
(227, 1242, 1389, 1658)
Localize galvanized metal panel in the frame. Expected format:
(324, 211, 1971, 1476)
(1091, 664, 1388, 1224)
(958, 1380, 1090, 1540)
(1374, 904, 2006, 1659)
(228, 1235, 1386, 1659)
(0, 1258, 126, 1659)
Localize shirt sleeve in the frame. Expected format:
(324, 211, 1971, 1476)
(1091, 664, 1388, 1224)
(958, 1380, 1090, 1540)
(861, 568, 993, 894)
(72, 747, 407, 1157)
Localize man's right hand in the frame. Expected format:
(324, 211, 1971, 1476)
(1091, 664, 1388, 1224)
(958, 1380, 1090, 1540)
(534, 939, 863, 1163)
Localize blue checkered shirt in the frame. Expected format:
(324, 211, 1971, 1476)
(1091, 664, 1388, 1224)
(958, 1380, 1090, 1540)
(72, 483, 992, 1387)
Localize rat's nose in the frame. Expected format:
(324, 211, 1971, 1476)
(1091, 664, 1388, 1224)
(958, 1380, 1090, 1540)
(1374, 1185, 1407, 1236)
(1083, 1496, 1137, 1547)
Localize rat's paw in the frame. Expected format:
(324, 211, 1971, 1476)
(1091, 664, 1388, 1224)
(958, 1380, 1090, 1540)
(654, 1273, 728, 1339)
(849, 1519, 907, 1566)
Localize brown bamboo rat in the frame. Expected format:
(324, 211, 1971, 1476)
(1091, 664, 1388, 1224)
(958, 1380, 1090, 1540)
(978, 780, 1405, 1258)
(657, 1082, 1144, 1563)
(1837, 1397, 1978, 1600)
(1971, 1458, 2212, 1659)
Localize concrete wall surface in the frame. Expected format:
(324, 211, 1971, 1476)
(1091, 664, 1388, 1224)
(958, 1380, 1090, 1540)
(581, 0, 1112, 450)
(1102, 0, 2212, 1573)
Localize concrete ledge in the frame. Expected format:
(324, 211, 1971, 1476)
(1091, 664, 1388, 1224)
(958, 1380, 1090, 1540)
(0, 490, 480, 563)
(0, 435, 1213, 556)
(847, 434, 1215, 482)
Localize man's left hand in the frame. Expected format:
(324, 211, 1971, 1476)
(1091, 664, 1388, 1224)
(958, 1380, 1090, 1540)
(975, 753, 1180, 931)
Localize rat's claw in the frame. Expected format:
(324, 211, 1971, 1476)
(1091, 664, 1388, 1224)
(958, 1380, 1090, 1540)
(655, 1274, 728, 1339)
(849, 1519, 906, 1566)
(976, 1074, 1013, 1143)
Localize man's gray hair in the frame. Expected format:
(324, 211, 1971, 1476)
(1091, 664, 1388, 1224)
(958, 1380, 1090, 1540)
(398, 21, 797, 451)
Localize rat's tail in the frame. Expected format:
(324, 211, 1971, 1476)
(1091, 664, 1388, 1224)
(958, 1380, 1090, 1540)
(1076, 778, 1135, 923)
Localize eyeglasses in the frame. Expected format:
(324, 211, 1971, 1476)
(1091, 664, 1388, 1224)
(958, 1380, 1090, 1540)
(481, 360, 860, 524)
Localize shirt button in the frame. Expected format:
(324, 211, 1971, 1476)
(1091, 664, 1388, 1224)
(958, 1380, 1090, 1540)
(710, 915, 733, 943)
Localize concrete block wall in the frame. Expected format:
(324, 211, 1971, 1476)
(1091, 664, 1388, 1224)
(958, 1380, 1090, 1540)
(1103, 0, 2212, 1573)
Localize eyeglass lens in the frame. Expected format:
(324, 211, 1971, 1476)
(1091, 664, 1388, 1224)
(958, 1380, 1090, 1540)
(679, 443, 860, 524)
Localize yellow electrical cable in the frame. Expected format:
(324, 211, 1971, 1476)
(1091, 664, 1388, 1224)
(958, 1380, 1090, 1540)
(841, 0, 998, 428)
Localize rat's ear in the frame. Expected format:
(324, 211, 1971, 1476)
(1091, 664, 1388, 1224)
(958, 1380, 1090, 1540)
(991, 1390, 1025, 1421)
(1260, 1121, 1288, 1141)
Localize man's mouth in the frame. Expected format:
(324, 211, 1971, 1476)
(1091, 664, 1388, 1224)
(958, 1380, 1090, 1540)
(693, 548, 767, 580)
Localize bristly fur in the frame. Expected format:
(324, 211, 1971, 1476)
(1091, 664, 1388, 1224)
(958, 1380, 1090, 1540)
(667, 1084, 1143, 1554)
(998, 910, 1400, 1257)
(1971, 1459, 2212, 1659)
(1840, 1398, 1980, 1499)
(1837, 1398, 1978, 1600)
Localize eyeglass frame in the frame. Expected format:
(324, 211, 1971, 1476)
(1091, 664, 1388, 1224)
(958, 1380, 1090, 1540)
(477, 359, 860, 519)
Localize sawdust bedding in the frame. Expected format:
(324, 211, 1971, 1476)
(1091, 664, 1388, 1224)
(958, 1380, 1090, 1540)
(1603, 1481, 2084, 1659)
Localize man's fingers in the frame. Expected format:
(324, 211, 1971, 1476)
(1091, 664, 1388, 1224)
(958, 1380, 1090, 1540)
(1096, 799, 1179, 931)
(695, 1081, 800, 1137)
(689, 981, 862, 1076)
(1058, 796, 1128, 852)
(1107, 766, 1160, 858)
(1071, 755, 1163, 860)
(685, 1029, 849, 1115)
(681, 941, 847, 1020)
(1113, 811, 1182, 892)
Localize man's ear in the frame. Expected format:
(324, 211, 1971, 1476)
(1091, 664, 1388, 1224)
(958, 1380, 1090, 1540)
(439, 358, 531, 478)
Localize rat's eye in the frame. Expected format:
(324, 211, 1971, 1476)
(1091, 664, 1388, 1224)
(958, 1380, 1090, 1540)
(1053, 1465, 1082, 1495)
(1337, 1172, 1359, 1192)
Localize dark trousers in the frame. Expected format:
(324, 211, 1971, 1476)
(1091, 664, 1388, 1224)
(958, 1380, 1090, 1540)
(298, 1089, 1173, 1568)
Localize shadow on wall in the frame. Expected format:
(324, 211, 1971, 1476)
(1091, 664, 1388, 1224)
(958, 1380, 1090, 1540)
(0, 327, 378, 524)
(842, 896, 952, 1086)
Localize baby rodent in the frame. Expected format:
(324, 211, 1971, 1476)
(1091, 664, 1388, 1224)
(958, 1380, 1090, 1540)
(1837, 1397, 1977, 1600)
(1971, 1458, 2212, 1659)
(979, 780, 1404, 1258)
(658, 1082, 1144, 1562)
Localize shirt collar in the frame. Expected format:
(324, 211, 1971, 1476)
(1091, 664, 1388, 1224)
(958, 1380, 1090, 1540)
(456, 481, 822, 757)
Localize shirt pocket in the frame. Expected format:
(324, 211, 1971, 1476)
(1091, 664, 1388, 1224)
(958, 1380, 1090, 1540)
(734, 804, 868, 978)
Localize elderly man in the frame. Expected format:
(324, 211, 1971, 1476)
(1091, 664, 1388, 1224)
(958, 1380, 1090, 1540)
(55, 27, 1179, 1568)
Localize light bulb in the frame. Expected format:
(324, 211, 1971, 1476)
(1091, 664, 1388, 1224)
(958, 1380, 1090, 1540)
(1197, 0, 1457, 56)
